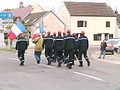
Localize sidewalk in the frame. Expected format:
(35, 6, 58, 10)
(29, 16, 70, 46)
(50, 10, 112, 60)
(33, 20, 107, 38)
(92, 51, 120, 64)
(26, 47, 120, 65)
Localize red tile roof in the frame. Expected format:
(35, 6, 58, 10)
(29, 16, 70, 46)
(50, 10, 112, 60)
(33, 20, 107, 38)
(64, 2, 116, 17)
(10, 5, 33, 19)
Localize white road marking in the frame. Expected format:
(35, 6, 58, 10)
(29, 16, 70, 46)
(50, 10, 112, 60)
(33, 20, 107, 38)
(72, 71, 104, 82)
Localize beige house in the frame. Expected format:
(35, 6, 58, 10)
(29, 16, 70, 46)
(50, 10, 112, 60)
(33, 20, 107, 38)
(31, 4, 44, 13)
(24, 11, 66, 37)
(58, 2, 117, 45)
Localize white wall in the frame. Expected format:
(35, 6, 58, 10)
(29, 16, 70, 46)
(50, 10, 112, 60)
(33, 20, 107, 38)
(71, 16, 117, 45)
(57, 2, 71, 30)
(43, 12, 65, 34)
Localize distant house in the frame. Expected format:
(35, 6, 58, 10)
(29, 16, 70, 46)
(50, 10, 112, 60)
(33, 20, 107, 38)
(58, 2, 117, 45)
(31, 4, 44, 13)
(10, 2, 44, 20)
(24, 11, 66, 37)
(10, 5, 33, 20)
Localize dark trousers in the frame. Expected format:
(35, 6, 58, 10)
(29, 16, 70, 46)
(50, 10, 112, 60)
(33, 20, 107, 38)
(18, 50, 25, 61)
(73, 49, 79, 59)
(78, 50, 88, 60)
(45, 49, 52, 60)
(55, 50, 63, 62)
(65, 50, 74, 64)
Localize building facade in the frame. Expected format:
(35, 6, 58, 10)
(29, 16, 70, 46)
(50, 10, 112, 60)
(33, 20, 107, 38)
(24, 11, 66, 37)
(58, 2, 117, 45)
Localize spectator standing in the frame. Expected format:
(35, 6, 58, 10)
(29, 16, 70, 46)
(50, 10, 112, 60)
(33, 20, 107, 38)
(99, 40, 107, 59)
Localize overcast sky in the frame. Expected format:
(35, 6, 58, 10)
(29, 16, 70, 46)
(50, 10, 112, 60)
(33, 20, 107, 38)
(0, 0, 120, 13)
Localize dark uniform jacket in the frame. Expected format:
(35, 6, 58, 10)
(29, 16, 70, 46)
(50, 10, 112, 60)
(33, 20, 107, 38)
(75, 37, 79, 50)
(79, 35, 89, 51)
(100, 41, 107, 51)
(53, 35, 64, 51)
(64, 34, 75, 50)
(16, 37, 28, 51)
(43, 35, 53, 49)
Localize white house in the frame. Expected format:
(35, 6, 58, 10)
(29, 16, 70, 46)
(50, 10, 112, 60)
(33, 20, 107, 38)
(58, 2, 117, 45)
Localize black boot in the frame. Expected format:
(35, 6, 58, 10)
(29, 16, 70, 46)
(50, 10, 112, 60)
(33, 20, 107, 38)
(47, 57, 51, 65)
(58, 62, 61, 67)
(37, 60, 40, 64)
(86, 57, 90, 67)
(20, 60, 24, 66)
(87, 60, 90, 67)
(68, 64, 72, 69)
(47, 60, 51, 65)
(79, 61, 83, 67)
(68, 62, 72, 69)
(72, 60, 75, 65)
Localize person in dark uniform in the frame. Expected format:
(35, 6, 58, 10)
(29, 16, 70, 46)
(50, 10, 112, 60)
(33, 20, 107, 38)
(78, 31, 90, 67)
(62, 31, 67, 63)
(51, 32, 57, 62)
(16, 33, 28, 66)
(42, 31, 54, 65)
(64, 30, 75, 69)
(72, 33, 79, 62)
(53, 31, 64, 67)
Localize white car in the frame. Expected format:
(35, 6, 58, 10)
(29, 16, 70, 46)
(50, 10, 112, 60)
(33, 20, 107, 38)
(107, 38, 120, 52)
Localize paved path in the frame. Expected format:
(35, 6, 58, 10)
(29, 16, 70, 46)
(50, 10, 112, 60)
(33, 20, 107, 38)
(91, 51, 120, 64)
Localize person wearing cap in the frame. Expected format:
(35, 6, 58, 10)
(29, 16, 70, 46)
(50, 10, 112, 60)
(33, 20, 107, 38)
(63, 31, 66, 37)
(78, 31, 90, 67)
(53, 31, 64, 67)
(64, 29, 75, 69)
(62, 31, 67, 63)
(51, 32, 56, 62)
(42, 31, 54, 65)
(72, 33, 79, 62)
(53, 32, 56, 38)
(15, 33, 28, 66)
(32, 34, 43, 64)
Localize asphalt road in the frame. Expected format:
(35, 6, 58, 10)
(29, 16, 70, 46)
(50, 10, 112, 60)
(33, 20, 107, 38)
(0, 47, 120, 90)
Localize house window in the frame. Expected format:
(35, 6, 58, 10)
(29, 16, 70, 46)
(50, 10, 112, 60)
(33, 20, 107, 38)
(106, 21, 110, 27)
(105, 33, 109, 40)
(77, 21, 87, 27)
(109, 34, 113, 39)
(94, 34, 101, 41)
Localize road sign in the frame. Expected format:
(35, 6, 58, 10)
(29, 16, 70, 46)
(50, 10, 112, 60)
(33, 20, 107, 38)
(0, 12, 13, 19)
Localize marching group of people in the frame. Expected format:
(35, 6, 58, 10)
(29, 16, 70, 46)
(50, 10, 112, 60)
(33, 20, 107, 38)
(15, 29, 90, 69)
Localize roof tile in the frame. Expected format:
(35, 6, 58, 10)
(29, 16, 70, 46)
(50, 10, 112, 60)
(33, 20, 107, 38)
(10, 5, 33, 19)
(65, 2, 116, 17)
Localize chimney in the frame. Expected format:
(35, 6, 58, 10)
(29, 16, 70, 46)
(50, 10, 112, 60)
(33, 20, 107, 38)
(19, 1, 24, 8)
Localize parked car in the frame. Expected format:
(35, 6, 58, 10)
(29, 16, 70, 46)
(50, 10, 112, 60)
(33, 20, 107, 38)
(107, 38, 120, 52)
(105, 42, 115, 55)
